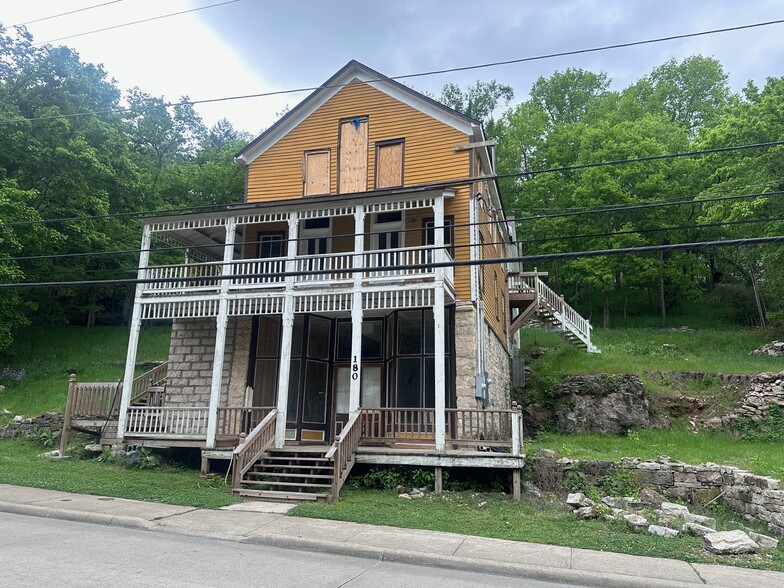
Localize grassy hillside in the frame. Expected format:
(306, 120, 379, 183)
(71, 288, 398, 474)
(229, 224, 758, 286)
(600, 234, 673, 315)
(0, 325, 171, 418)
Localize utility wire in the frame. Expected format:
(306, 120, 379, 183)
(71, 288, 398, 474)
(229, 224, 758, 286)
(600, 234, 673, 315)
(3, 17, 782, 123)
(32, 0, 240, 46)
(2, 140, 782, 229)
(11, 1, 124, 27)
(2, 235, 782, 289)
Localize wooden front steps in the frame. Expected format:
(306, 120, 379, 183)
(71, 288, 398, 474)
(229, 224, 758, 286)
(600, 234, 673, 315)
(235, 446, 334, 503)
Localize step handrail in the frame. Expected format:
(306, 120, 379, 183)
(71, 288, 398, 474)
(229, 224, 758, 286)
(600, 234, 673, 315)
(325, 410, 361, 502)
(232, 408, 278, 488)
(129, 361, 169, 405)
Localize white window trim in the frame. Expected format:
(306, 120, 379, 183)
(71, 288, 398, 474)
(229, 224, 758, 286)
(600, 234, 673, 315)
(370, 212, 405, 250)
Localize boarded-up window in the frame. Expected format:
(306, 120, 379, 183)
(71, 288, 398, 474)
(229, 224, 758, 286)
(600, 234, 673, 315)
(375, 140, 404, 189)
(303, 150, 330, 196)
(338, 117, 369, 193)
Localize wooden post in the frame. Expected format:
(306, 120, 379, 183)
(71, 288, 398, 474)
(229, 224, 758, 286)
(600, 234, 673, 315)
(59, 374, 76, 456)
(349, 204, 365, 413)
(117, 224, 152, 442)
(511, 401, 521, 457)
(433, 194, 446, 452)
(206, 217, 236, 448)
(434, 466, 443, 495)
(512, 469, 521, 501)
(275, 211, 299, 448)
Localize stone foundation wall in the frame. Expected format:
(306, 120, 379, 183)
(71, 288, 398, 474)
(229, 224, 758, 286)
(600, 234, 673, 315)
(484, 319, 510, 408)
(533, 455, 784, 537)
(0, 412, 63, 439)
(454, 303, 480, 410)
(165, 317, 249, 407)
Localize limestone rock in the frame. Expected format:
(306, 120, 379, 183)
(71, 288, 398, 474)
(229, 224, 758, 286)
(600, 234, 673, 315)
(660, 502, 690, 517)
(640, 487, 667, 508)
(683, 512, 716, 529)
(682, 523, 716, 537)
(576, 506, 598, 519)
(537, 448, 557, 459)
(703, 530, 758, 555)
(393, 485, 407, 495)
(648, 524, 679, 538)
(624, 513, 648, 532)
(566, 492, 594, 508)
(554, 375, 653, 434)
(84, 443, 103, 454)
(748, 532, 779, 549)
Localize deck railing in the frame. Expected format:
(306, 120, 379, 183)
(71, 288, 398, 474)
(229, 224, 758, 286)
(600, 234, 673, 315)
(67, 379, 119, 420)
(357, 405, 524, 455)
(232, 409, 277, 488)
(125, 406, 208, 437)
(296, 252, 353, 282)
(216, 406, 275, 437)
(231, 257, 287, 289)
(325, 410, 361, 502)
(359, 407, 436, 444)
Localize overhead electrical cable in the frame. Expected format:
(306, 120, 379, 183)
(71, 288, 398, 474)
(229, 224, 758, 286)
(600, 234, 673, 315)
(32, 0, 240, 46)
(11, 0, 124, 27)
(2, 235, 783, 290)
(1, 17, 781, 124)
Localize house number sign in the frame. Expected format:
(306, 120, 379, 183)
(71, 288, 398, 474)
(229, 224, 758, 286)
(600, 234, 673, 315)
(352, 356, 360, 380)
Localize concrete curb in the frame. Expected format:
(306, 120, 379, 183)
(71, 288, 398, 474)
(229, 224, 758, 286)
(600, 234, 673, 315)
(0, 500, 158, 532)
(240, 532, 702, 588)
(0, 500, 716, 587)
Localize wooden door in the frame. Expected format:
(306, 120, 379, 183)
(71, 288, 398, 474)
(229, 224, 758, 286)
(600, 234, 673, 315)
(338, 117, 368, 194)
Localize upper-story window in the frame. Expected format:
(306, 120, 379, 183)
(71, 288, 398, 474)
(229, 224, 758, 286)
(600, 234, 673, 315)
(375, 139, 404, 189)
(338, 116, 369, 194)
(303, 149, 330, 196)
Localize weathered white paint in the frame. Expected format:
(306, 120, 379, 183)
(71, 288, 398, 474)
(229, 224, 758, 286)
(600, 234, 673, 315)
(433, 193, 446, 452)
(206, 217, 236, 448)
(116, 224, 152, 442)
(349, 204, 365, 413)
(275, 211, 299, 448)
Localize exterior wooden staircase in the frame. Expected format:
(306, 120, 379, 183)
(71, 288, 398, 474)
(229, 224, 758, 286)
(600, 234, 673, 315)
(234, 447, 334, 502)
(508, 271, 600, 353)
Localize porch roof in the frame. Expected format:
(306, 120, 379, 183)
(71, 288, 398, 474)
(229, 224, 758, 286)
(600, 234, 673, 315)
(141, 186, 456, 259)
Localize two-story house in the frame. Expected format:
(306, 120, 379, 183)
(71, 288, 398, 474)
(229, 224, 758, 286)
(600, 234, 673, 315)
(61, 61, 596, 502)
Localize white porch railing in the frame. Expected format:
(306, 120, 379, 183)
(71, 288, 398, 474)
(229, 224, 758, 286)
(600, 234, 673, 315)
(139, 246, 454, 297)
(125, 407, 208, 437)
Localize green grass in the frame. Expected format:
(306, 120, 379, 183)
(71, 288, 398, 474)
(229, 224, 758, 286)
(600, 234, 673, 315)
(292, 488, 784, 571)
(0, 439, 239, 509)
(520, 326, 783, 377)
(0, 325, 171, 417)
(528, 428, 784, 480)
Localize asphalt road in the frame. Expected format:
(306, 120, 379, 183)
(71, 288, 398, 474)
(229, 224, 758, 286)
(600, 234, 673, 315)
(0, 512, 586, 587)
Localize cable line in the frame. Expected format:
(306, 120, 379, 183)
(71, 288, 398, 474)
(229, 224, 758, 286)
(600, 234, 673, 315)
(11, 1, 124, 27)
(32, 0, 240, 46)
(2, 17, 782, 124)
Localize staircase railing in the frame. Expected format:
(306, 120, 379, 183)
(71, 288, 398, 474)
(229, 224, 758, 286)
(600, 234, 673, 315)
(232, 409, 278, 488)
(533, 277, 598, 353)
(129, 362, 169, 405)
(325, 410, 361, 502)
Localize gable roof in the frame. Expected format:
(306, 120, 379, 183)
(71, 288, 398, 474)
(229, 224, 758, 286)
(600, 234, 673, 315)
(235, 60, 481, 166)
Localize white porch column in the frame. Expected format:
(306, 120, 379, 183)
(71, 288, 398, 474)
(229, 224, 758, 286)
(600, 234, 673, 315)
(433, 194, 446, 452)
(349, 204, 365, 413)
(274, 211, 299, 448)
(116, 224, 153, 442)
(206, 217, 236, 448)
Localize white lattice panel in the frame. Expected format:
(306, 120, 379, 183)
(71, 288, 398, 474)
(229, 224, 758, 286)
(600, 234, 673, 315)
(294, 292, 352, 313)
(235, 211, 289, 225)
(148, 216, 226, 233)
(366, 197, 434, 214)
(363, 289, 434, 310)
(298, 205, 354, 219)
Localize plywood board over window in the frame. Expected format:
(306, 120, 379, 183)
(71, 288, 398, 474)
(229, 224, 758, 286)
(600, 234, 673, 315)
(375, 139, 404, 189)
(303, 149, 330, 196)
(338, 117, 369, 193)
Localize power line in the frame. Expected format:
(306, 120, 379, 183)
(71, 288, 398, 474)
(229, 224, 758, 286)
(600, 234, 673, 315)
(11, 1, 124, 27)
(32, 0, 240, 46)
(2, 140, 782, 230)
(3, 17, 783, 124)
(514, 190, 784, 221)
(521, 215, 784, 244)
(2, 235, 782, 289)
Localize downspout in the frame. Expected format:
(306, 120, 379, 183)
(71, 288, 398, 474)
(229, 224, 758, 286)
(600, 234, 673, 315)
(470, 191, 488, 406)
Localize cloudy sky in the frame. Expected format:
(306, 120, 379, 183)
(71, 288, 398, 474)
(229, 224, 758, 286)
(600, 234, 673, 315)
(3, 0, 784, 135)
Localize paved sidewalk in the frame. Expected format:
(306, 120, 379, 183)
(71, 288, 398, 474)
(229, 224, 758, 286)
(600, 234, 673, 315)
(1, 484, 782, 588)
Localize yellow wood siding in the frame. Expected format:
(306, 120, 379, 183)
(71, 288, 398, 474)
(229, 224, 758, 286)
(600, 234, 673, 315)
(477, 185, 509, 346)
(246, 80, 470, 199)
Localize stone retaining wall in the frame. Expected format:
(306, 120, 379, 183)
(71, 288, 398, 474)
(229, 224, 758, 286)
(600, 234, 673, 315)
(0, 412, 63, 439)
(717, 371, 784, 425)
(533, 455, 784, 537)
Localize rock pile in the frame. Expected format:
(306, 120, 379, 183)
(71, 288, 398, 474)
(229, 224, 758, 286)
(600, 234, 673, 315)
(711, 370, 784, 426)
(0, 411, 63, 439)
(751, 341, 784, 356)
(564, 492, 778, 554)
